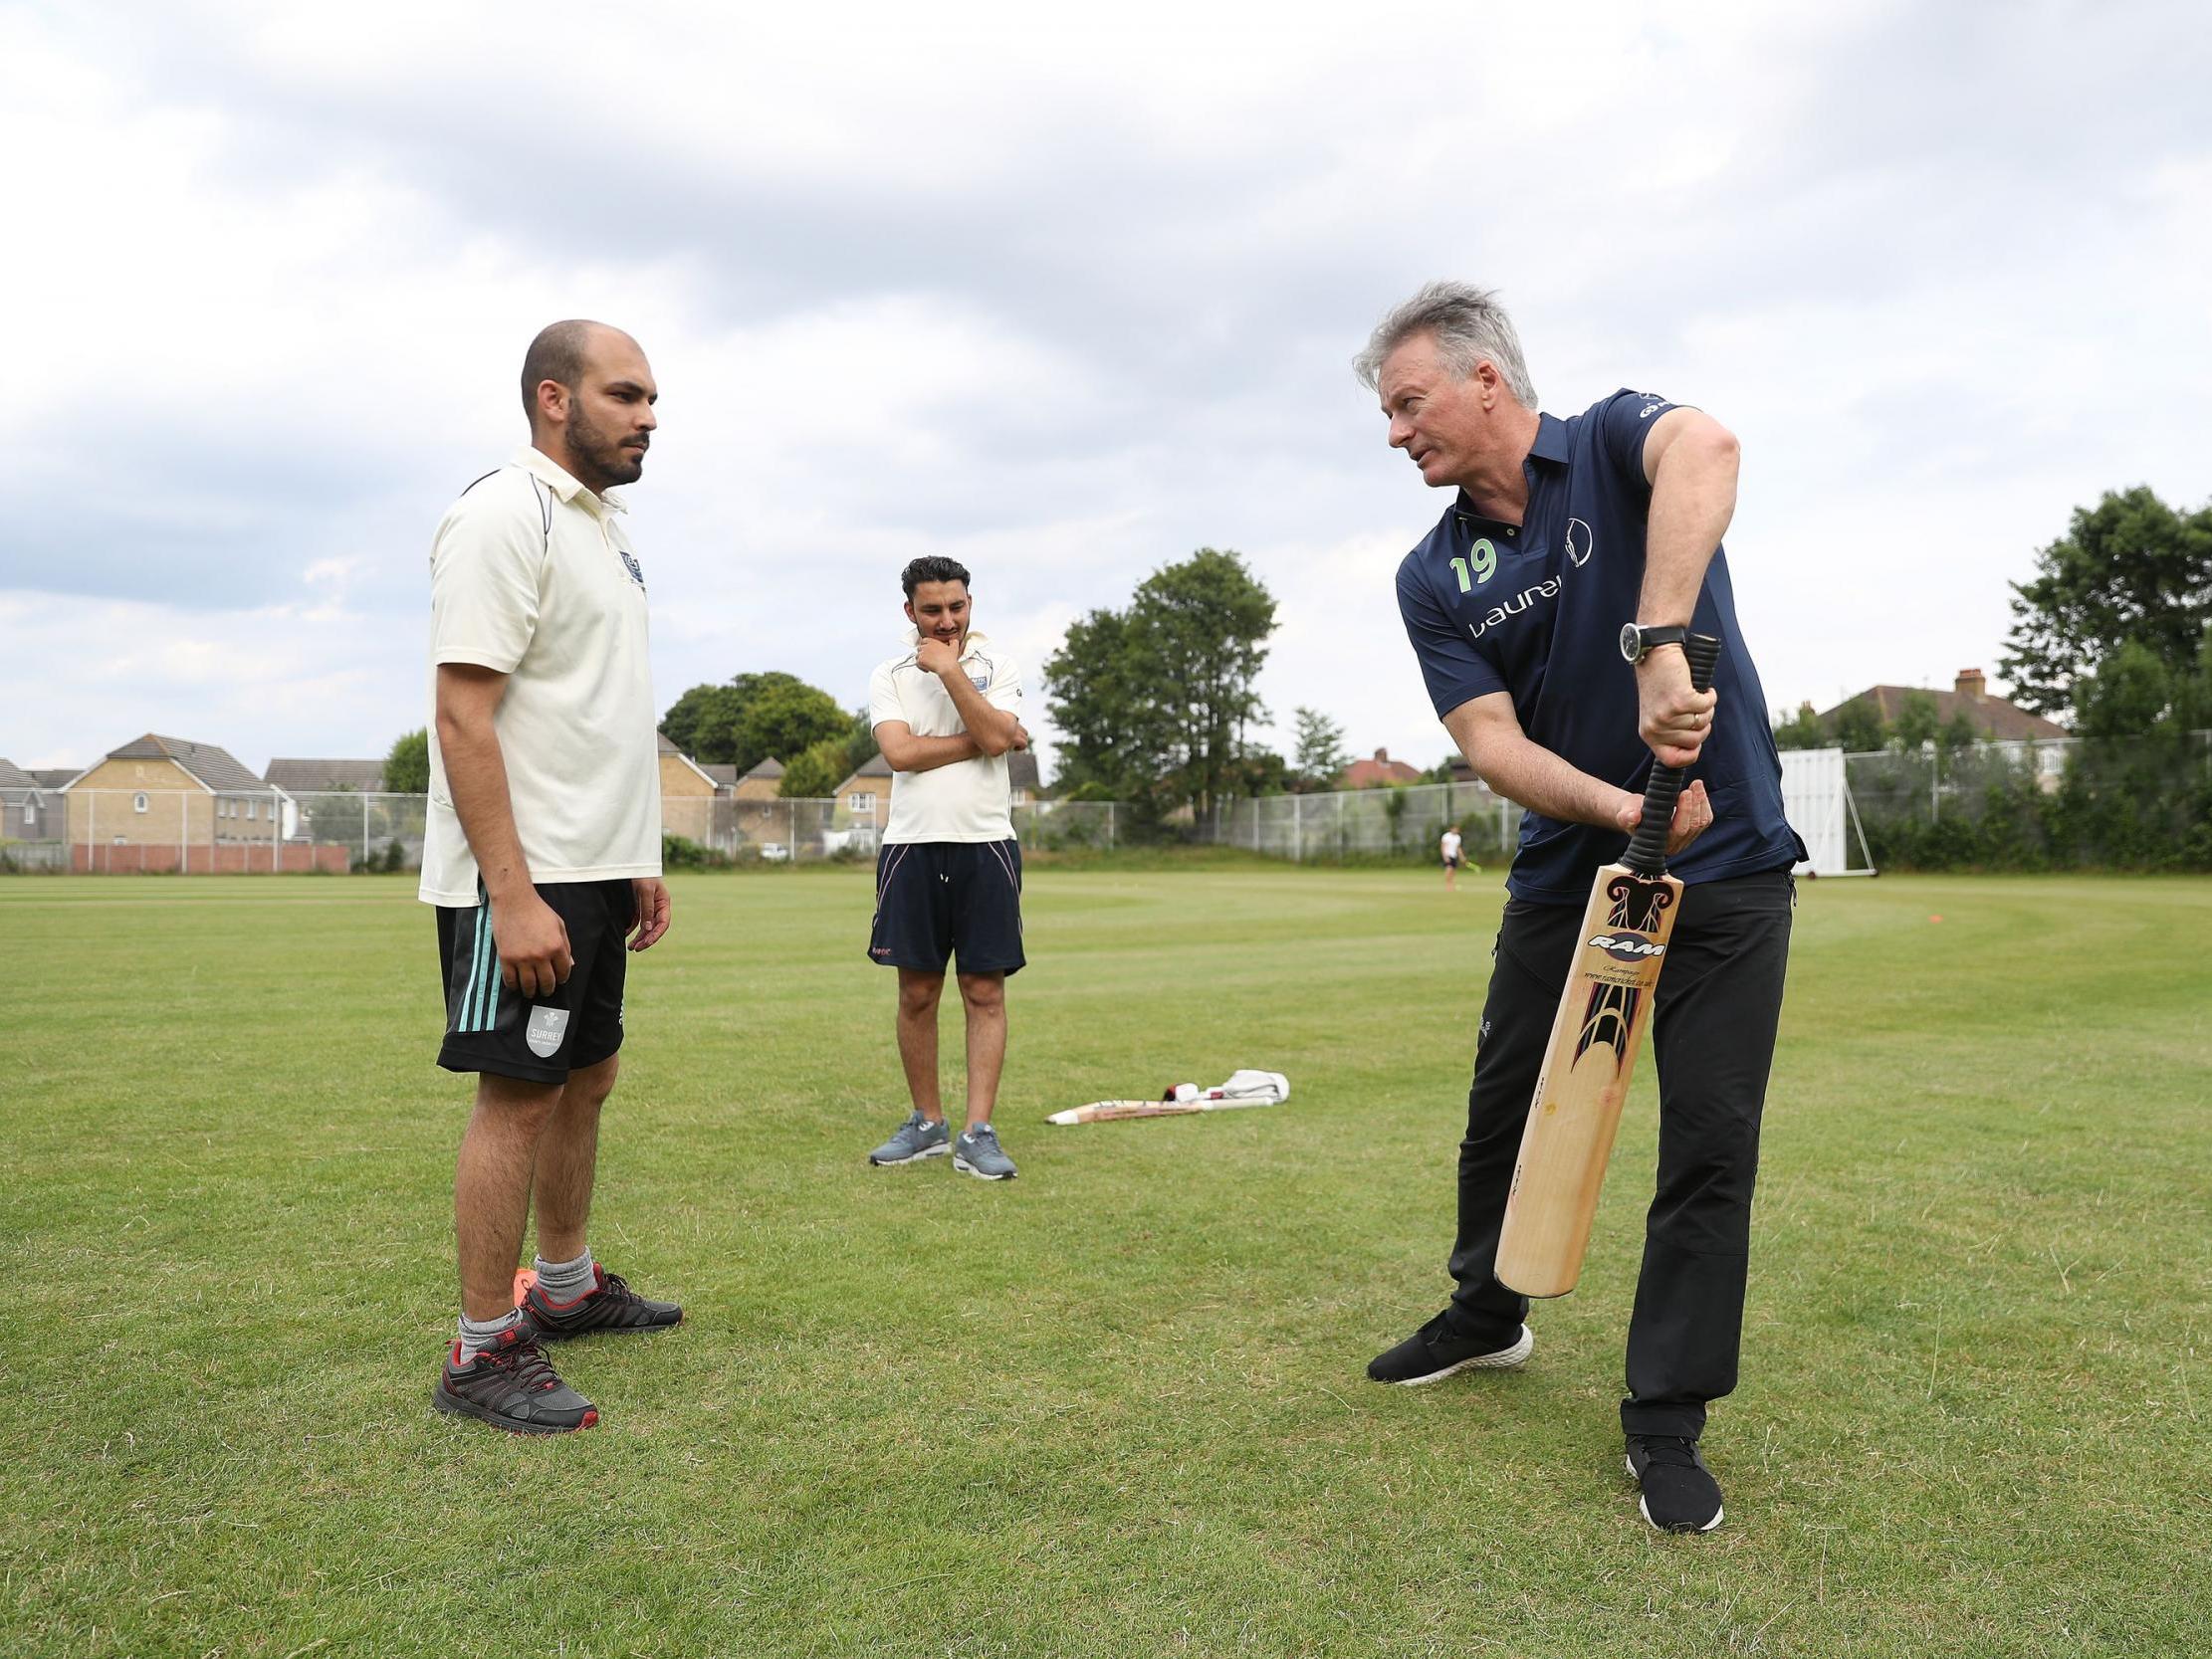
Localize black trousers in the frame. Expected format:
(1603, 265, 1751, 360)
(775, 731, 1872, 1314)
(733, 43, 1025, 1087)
(1445, 867, 1795, 1439)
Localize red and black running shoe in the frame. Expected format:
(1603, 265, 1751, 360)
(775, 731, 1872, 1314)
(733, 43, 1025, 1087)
(523, 1264, 683, 1339)
(432, 1326, 599, 1434)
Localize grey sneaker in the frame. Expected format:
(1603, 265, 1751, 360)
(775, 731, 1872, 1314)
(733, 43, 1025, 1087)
(953, 1123, 1017, 1181)
(869, 1111, 951, 1166)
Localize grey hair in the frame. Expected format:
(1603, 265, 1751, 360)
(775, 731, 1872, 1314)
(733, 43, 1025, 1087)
(1352, 282, 1538, 407)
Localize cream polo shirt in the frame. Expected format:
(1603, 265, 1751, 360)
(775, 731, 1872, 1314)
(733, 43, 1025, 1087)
(868, 630, 1023, 845)
(418, 446, 663, 906)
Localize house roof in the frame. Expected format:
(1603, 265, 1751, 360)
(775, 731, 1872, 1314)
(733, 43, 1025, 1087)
(94, 733, 266, 793)
(1340, 747, 1424, 789)
(0, 757, 37, 793)
(28, 768, 77, 790)
(742, 757, 785, 780)
(835, 752, 895, 792)
(701, 763, 740, 787)
(1007, 751, 1040, 791)
(265, 757, 385, 793)
(1817, 685, 2068, 742)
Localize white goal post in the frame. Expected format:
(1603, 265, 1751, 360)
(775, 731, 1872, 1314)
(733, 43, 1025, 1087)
(1780, 746, 1876, 877)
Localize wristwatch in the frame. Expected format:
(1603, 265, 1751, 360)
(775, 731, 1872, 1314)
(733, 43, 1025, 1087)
(1619, 622, 1688, 666)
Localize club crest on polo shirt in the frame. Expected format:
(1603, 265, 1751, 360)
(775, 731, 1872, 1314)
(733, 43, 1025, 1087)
(619, 549, 645, 588)
(969, 672, 991, 692)
(526, 1006, 571, 1057)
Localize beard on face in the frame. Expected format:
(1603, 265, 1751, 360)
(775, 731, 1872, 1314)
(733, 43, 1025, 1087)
(564, 394, 647, 489)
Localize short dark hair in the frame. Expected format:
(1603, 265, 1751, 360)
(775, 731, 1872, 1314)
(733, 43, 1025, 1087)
(521, 319, 599, 419)
(901, 555, 972, 599)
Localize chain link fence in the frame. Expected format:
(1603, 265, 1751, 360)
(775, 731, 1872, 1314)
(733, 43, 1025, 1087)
(1205, 779, 1518, 866)
(1844, 732, 2212, 870)
(3, 788, 1125, 874)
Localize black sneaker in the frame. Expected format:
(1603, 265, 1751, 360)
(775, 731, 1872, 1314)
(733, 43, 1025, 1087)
(1366, 1311, 1534, 1385)
(523, 1263, 683, 1339)
(432, 1327, 598, 1434)
(1626, 1435, 1724, 1533)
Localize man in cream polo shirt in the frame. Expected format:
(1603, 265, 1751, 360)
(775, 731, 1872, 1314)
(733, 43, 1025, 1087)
(423, 319, 682, 1437)
(863, 556, 1030, 1182)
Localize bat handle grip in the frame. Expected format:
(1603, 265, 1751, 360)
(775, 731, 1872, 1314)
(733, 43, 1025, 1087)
(1624, 633, 1722, 877)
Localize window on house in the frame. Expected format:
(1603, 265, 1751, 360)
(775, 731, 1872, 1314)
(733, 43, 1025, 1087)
(133, 792, 149, 813)
(848, 792, 872, 812)
(246, 799, 257, 821)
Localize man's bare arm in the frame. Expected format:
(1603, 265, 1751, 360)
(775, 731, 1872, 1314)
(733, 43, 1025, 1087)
(936, 672, 1020, 756)
(1442, 693, 1711, 852)
(1633, 407, 1735, 766)
(875, 722, 982, 774)
(435, 663, 572, 994)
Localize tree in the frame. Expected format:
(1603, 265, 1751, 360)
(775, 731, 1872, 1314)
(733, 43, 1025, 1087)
(1044, 606, 1161, 798)
(1890, 690, 1940, 752)
(736, 676, 851, 775)
(1043, 548, 1278, 817)
(1292, 707, 1350, 788)
(1833, 699, 1887, 753)
(842, 707, 881, 776)
(659, 683, 745, 762)
(1772, 703, 1827, 751)
(660, 673, 852, 772)
(778, 735, 848, 799)
(384, 728, 430, 794)
(2073, 640, 2176, 740)
(1999, 486, 2212, 717)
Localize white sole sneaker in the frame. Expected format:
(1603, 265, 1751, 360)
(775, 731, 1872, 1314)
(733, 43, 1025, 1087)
(868, 1142, 950, 1167)
(952, 1156, 1015, 1181)
(1627, 1456, 1725, 1533)
(1387, 1325, 1535, 1386)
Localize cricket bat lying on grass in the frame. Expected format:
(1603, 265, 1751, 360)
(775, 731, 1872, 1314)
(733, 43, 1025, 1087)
(1048, 1070, 1289, 1126)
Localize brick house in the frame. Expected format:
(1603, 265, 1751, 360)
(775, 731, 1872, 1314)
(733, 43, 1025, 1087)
(60, 733, 337, 872)
(1, 756, 63, 844)
(657, 732, 727, 845)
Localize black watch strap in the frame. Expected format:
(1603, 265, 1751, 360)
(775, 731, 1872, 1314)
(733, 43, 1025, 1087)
(1621, 622, 1689, 665)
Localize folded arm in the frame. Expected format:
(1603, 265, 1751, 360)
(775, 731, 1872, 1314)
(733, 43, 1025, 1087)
(874, 722, 982, 774)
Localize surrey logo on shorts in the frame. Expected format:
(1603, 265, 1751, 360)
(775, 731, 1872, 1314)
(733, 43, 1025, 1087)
(526, 1006, 571, 1058)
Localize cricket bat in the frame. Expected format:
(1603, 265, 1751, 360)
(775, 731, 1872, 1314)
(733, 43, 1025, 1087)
(1047, 1073, 1289, 1126)
(1493, 633, 1721, 1299)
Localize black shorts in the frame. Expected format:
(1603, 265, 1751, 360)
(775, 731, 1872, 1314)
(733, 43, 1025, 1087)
(867, 839, 1024, 976)
(436, 880, 635, 1083)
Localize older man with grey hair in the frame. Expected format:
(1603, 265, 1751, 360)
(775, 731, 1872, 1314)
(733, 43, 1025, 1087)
(1358, 282, 1804, 1534)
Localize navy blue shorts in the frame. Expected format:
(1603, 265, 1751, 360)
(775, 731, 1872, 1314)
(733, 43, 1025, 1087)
(868, 839, 1024, 976)
(436, 880, 633, 1084)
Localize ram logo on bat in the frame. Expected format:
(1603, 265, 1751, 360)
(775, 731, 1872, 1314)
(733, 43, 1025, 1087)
(1587, 932, 1666, 963)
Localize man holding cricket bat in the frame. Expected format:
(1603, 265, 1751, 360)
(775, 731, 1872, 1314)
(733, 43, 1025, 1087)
(1355, 283, 1804, 1533)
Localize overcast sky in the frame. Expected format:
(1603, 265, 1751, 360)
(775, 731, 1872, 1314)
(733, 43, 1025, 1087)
(3, 0, 2207, 779)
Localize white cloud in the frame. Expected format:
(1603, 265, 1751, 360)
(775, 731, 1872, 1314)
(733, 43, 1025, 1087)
(3, 0, 2207, 782)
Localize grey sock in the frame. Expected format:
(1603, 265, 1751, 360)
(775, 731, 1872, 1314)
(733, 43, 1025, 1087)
(457, 1307, 523, 1362)
(534, 1248, 595, 1304)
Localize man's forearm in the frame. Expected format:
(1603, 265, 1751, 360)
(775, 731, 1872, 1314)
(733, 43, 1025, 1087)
(437, 717, 534, 897)
(1637, 431, 1739, 626)
(887, 733, 981, 774)
(1466, 729, 1633, 830)
(938, 671, 1016, 755)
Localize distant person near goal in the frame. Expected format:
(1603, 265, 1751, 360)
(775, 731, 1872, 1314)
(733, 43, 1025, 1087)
(862, 557, 1031, 1182)
(422, 320, 682, 1436)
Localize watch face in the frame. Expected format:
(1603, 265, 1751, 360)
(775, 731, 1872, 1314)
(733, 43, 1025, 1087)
(1620, 623, 1641, 664)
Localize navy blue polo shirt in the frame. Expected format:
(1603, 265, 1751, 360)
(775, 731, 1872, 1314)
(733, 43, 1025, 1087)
(1396, 389, 1805, 905)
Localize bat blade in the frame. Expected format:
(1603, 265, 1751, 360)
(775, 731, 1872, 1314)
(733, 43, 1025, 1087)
(1045, 1095, 1282, 1127)
(1493, 865, 1682, 1297)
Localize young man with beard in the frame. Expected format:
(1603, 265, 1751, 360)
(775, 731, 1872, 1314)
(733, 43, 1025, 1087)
(862, 557, 1030, 1181)
(1355, 283, 1804, 1533)
(424, 319, 682, 1435)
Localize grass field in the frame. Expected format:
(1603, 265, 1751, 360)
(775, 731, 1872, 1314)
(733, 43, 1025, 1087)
(4, 863, 2208, 1657)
